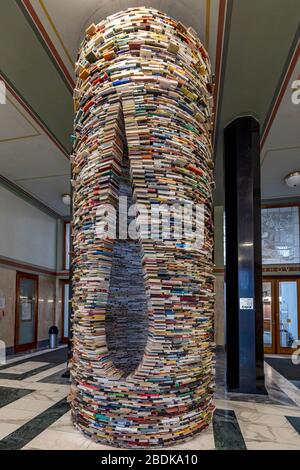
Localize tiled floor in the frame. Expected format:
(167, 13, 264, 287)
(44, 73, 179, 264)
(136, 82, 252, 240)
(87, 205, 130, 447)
(0, 347, 300, 450)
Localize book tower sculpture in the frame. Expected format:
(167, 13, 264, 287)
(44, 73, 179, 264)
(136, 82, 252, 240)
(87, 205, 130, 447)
(70, 7, 215, 448)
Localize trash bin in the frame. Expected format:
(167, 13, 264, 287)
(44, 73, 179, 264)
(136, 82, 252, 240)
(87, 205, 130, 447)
(49, 325, 59, 349)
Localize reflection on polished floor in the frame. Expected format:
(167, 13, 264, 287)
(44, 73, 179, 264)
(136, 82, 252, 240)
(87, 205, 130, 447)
(0, 347, 300, 450)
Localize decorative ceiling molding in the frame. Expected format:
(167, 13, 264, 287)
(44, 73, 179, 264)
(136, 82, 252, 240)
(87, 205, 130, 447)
(15, 173, 70, 183)
(38, 0, 75, 68)
(212, 0, 230, 148)
(0, 95, 41, 143)
(261, 34, 300, 149)
(0, 71, 70, 159)
(18, 0, 75, 91)
(0, 174, 62, 219)
(12, 1, 222, 158)
(261, 145, 300, 166)
(0, 134, 39, 143)
(205, 0, 212, 50)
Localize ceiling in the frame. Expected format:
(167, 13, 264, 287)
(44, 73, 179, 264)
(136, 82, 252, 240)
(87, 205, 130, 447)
(261, 54, 300, 201)
(213, 0, 300, 205)
(0, 0, 299, 217)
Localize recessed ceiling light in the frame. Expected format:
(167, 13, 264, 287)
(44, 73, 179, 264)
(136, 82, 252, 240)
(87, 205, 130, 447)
(285, 172, 300, 188)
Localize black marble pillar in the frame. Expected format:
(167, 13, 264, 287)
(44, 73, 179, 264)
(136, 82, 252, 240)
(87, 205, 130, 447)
(224, 116, 266, 394)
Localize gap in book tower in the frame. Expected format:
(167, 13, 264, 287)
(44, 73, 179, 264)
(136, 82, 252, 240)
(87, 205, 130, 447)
(70, 6, 215, 448)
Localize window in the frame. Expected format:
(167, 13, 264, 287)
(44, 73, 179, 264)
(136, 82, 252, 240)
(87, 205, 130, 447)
(262, 206, 300, 265)
(223, 205, 300, 265)
(64, 222, 71, 270)
(62, 281, 70, 342)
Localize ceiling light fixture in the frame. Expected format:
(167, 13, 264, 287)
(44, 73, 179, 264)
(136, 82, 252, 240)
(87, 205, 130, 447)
(285, 171, 300, 188)
(62, 194, 71, 206)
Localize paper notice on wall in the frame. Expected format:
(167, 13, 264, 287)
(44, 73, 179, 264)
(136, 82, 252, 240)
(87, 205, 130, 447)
(0, 297, 5, 309)
(240, 298, 253, 310)
(21, 301, 32, 321)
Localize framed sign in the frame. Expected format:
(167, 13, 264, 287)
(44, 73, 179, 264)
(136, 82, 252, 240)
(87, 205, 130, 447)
(240, 298, 254, 310)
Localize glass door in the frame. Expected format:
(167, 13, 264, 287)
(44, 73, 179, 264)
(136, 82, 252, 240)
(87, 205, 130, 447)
(263, 280, 275, 353)
(277, 280, 300, 354)
(15, 272, 38, 352)
(263, 277, 300, 354)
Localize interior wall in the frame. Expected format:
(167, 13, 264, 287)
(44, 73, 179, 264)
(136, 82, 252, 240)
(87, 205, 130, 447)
(0, 266, 16, 349)
(0, 267, 56, 350)
(0, 185, 62, 353)
(56, 219, 65, 272)
(0, 185, 57, 270)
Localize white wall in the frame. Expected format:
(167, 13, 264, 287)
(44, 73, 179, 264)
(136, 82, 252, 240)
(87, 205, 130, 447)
(0, 185, 57, 270)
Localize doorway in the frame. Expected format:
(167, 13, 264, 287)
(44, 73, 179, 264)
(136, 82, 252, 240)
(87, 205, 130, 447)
(263, 277, 300, 354)
(15, 272, 38, 352)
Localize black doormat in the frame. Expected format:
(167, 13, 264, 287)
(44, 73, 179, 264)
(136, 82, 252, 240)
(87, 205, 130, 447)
(265, 357, 300, 385)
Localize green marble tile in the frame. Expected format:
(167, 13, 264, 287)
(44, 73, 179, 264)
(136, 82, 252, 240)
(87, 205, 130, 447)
(213, 409, 247, 450)
(0, 398, 70, 450)
(0, 386, 34, 408)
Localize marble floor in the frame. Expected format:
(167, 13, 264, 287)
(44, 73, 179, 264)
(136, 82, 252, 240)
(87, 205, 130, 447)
(0, 347, 300, 450)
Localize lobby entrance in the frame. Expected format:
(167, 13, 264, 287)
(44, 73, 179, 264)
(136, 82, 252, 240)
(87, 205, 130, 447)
(263, 277, 300, 354)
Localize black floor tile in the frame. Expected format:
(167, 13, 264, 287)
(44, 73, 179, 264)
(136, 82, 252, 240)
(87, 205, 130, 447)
(39, 370, 70, 385)
(213, 409, 247, 450)
(0, 398, 70, 450)
(0, 386, 34, 408)
(286, 416, 300, 435)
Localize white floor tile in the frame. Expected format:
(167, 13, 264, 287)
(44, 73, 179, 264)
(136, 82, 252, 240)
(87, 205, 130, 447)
(0, 362, 49, 375)
(7, 397, 62, 412)
(23, 429, 92, 450)
(0, 423, 20, 439)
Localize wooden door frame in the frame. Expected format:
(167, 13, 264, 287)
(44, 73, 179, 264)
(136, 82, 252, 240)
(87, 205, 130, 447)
(262, 278, 276, 354)
(15, 271, 39, 353)
(61, 279, 70, 344)
(276, 276, 300, 355)
(263, 275, 300, 355)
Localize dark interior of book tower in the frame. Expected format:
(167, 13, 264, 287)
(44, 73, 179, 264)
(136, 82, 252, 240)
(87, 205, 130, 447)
(105, 133, 149, 376)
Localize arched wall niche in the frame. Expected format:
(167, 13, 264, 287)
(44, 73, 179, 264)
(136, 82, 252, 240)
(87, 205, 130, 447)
(71, 6, 215, 448)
